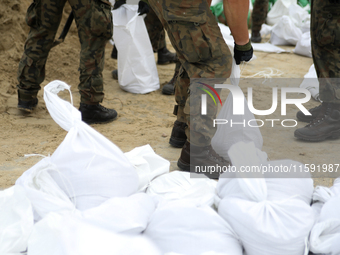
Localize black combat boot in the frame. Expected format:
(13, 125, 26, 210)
(296, 104, 323, 122)
(294, 102, 340, 141)
(169, 120, 187, 148)
(251, 31, 262, 43)
(162, 69, 179, 95)
(157, 47, 177, 65)
(17, 90, 38, 112)
(111, 69, 118, 80)
(111, 45, 118, 59)
(177, 141, 231, 179)
(79, 103, 118, 124)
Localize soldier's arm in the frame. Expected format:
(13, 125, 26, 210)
(223, 0, 249, 45)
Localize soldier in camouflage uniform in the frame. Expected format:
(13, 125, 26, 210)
(251, 0, 269, 42)
(17, 0, 117, 124)
(148, 0, 253, 177)
(295, 0, 340, 141)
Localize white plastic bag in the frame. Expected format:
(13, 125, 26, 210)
(293, 31, 312, 58)
(0, 186, 34, 255)
(144, 201, 243, 255)
(211, 61, 263, 161)
(146, 171, 217, 207)
(266, 0, 296, 26)
(270, 15, 302, 46)
(112, 5, 160, 94)
(18, 80, 139, 212)
(27, 212, 161, 255)
(124, 144, 170, 191)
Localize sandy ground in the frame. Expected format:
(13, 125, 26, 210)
(0, 1, 337, 189)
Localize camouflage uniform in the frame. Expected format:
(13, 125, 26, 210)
(17, 0, 113, 104)
(148, 0, 232, 146)
(251, 0, 269, 34)
(311, 0, 340, 103)
(144, 6, 166, 52)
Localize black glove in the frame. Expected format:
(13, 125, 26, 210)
(113, 0, 126, 10)
(234, 41, 253, 65)
(138, 1, 149, 15)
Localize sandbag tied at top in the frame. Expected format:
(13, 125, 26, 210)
(216, 141, 314, 255)
(17, 80, 139, 213)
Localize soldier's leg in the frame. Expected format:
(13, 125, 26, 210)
(251, 0, 269, 43)
(294, 0, 340, 141)
(17, 0, 67, 111)
(69, 0, 117, 124)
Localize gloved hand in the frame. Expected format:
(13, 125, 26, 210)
(234, 41, 253, 65)
(138, 1, 149, 15)
(113, 0, 126, 9)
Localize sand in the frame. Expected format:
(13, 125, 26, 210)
(0, 0, 336, 189)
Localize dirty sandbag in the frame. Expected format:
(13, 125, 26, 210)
(0, 186, 34, 255)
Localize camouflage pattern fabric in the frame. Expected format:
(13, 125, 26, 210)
(311, 0, 340, 103)
(18, 0, 113, 104)
(148, 0, 232, 146)
(251, 0, 269, 34)
(144, 6, 166, 52)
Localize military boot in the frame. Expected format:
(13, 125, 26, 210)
(251, 31, 262, 43)
(169, 120, 187, 148)
(162, 69, 179, 95)
(157, 47, 177, 65)
(79, 103, 118, 124)
(296, 104, 323, 122)
(177, 141, 231, 179)
(294, 102, 340, 141)
(112, 69, 118, 80)
(111, 45, 118, 59)
(17, 90, 38, 112)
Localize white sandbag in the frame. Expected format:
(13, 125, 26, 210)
(288, 4, 310, 33)
(310, 196, 340, 254)
(17, 80, 139, 212)
(144, 201, 243, 255)
(0, 186, 34, 255)
(270, 15, 303, 46)
(113, 5, 160, 94)
(15, 157, 75, 221)
(293, 31, 312, 58)
(218, 197, 313, 255)
(211, 62, 263, 161)
(27, 212, 161, 255)
(252, 42, 288, 53)
(299, 64, 320, 101)
(217, 142, 313, 204)
(124, 144, 170, 191)
(80, 193, 157, 235)
(266, 0, 296, 26)
(217, 141, 314, 255)
(146, 171, 217, 207)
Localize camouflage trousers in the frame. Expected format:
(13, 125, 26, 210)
(144, 6, 166, 52)
(148, 0, 232, 146)
(311, 0, 340, 103)
(17, 0, 113, 104)
(251, 0, 269, 33)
